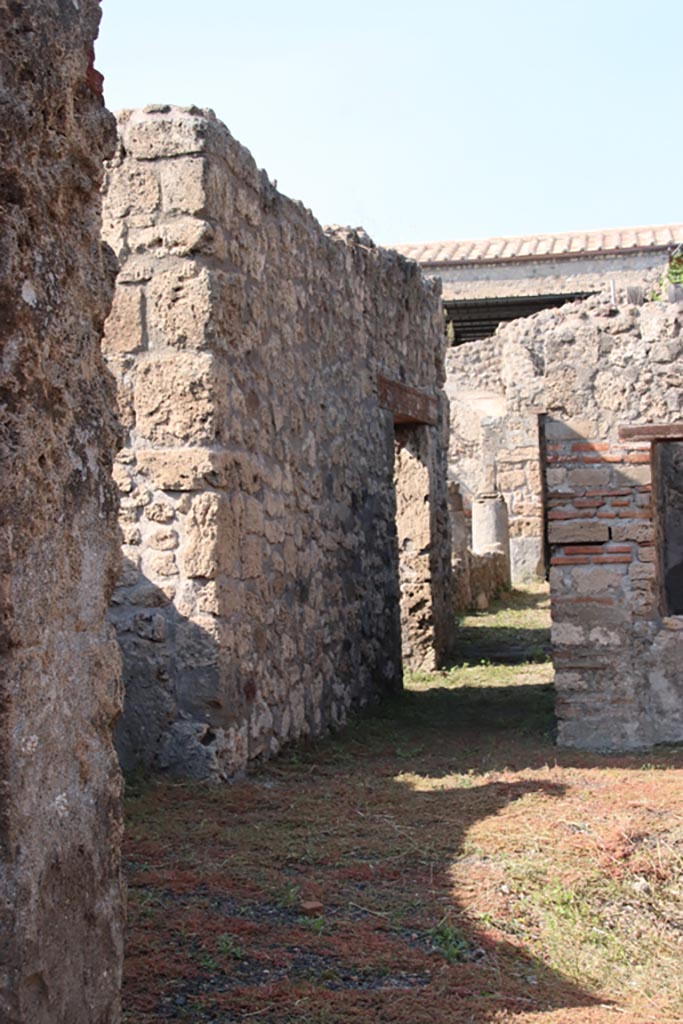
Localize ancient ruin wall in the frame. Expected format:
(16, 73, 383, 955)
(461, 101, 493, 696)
(102, 106, 452, 779)
(541, 296, 683, 749)
(0, 3, 123, 1021)
(445, 319, 548, 589)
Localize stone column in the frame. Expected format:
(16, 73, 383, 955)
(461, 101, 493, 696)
(449, 480, 473, 610)
(472, 492, 511, 586)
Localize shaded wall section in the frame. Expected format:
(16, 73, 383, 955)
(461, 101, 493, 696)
(102, 106, 453, 779)
(0, 3, 123, 1022)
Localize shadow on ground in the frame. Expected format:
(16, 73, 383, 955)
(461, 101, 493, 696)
(121, 585, 683, 1023)
(450, 586, 552, 666)
(121, 693, 606, 1021)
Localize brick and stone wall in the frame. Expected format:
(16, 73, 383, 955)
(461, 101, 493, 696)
(102, 106, 452, 780)
(0, 3, 123, 1021)
(541, 296, 683, 750)
(444, 286, 683, 748)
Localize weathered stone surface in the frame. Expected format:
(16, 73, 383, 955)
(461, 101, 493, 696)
(539, 293, 683, 750)
(547, 521, 610, 544)
(445, 280, 683, 751)
(134, 352, 224, 445)
(0, 3, 123, 1021)
(445, 328, 547, 587)
(103, 107, 453, 779)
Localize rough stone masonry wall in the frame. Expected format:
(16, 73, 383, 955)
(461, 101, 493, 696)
(0, 3, 123, 1022)
(445, 318, 548, 590)
(542, 295, 683, 749)
(102, 106, 452, 780)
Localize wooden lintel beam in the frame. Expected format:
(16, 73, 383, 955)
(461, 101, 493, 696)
(619, 423, 683, 442)
(378, 376, 438, 426)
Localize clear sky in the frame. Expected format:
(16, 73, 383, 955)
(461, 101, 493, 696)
(97, 0, 681, 247)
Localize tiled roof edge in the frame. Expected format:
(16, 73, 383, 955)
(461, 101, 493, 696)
(391, 224, 683, 266)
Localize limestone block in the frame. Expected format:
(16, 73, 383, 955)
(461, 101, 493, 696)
(184, 493, 221, 579)
(611, 522, 655, 544)
(103, 284, 145, 355)
(121, 107, 215, 160)
(115, 476, 147, 507)
(509, 536, 544, 582)
(264, 489, 286, 520)
(127, 217, 215, 258)
(108, 365, 136, 431)
(112, 461, 134, 494)
(497, 468, 527, 491)
(616, 464, 652, 486)
(243, 495, 265, 535)
(184, 492, 239, 579)
(568, 466, 612, 489)
(242, 535, 264, 579)
(145, 501, 177, 523)
(545, 417, 600, 441)
(160, 157, 207, 214)
(136, 449, 223, 490)
(121, 524, 141, 546)
(196, 582, 221, 615)
(546, 468, 568, 490)
(149, 528, 179, 550)
(548, 520, 609, 544)
(145, 550, 179, 578)
(134, 353, 223, 445)
(145, 267, 213, 349)
(105, 162, 160, 219)
(265, 519, 286, 544)
(575, 567, 625, 595)
(630, 562, 656, 582)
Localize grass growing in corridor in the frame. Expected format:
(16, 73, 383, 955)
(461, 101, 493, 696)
(123, 586, 683, 1023)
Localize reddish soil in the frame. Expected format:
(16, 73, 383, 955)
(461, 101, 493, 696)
(122, 592, 683, 1023)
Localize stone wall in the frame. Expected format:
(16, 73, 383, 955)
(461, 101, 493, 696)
(102, 106, 452, 779)
(444, 285, 683, 748)
(0, 3, 123, 1021)
(445, 319, 547, 585)
(541, 296, 683, 750)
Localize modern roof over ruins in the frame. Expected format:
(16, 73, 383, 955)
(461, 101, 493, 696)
(392, 223, 683, 267)
(392, 223, 683, 339)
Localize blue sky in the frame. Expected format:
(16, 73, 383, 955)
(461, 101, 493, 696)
(97, 0, 681, 246)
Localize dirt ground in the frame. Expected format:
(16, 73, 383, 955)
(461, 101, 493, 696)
(123, 585, 683, 1023)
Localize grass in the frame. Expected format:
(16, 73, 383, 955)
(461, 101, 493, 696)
(122, 584, 683, 1023)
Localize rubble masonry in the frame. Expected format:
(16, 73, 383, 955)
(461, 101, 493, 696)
(102, 106, 453, 779)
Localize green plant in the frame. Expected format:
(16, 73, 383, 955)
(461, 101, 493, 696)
(216, 933, 246, 959)
(428, 917, 472, 963)
(301, 915, 326, 935)
(198, 953, 218, 971)
(276, 880, 302, 907)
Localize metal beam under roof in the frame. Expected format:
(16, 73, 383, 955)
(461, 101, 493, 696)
(443, 292, 593, 345)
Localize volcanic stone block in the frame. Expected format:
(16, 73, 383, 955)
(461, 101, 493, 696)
(0, 2, 124, 1020)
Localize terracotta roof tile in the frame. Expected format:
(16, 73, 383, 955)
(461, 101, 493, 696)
(392, 223, 683, 265)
